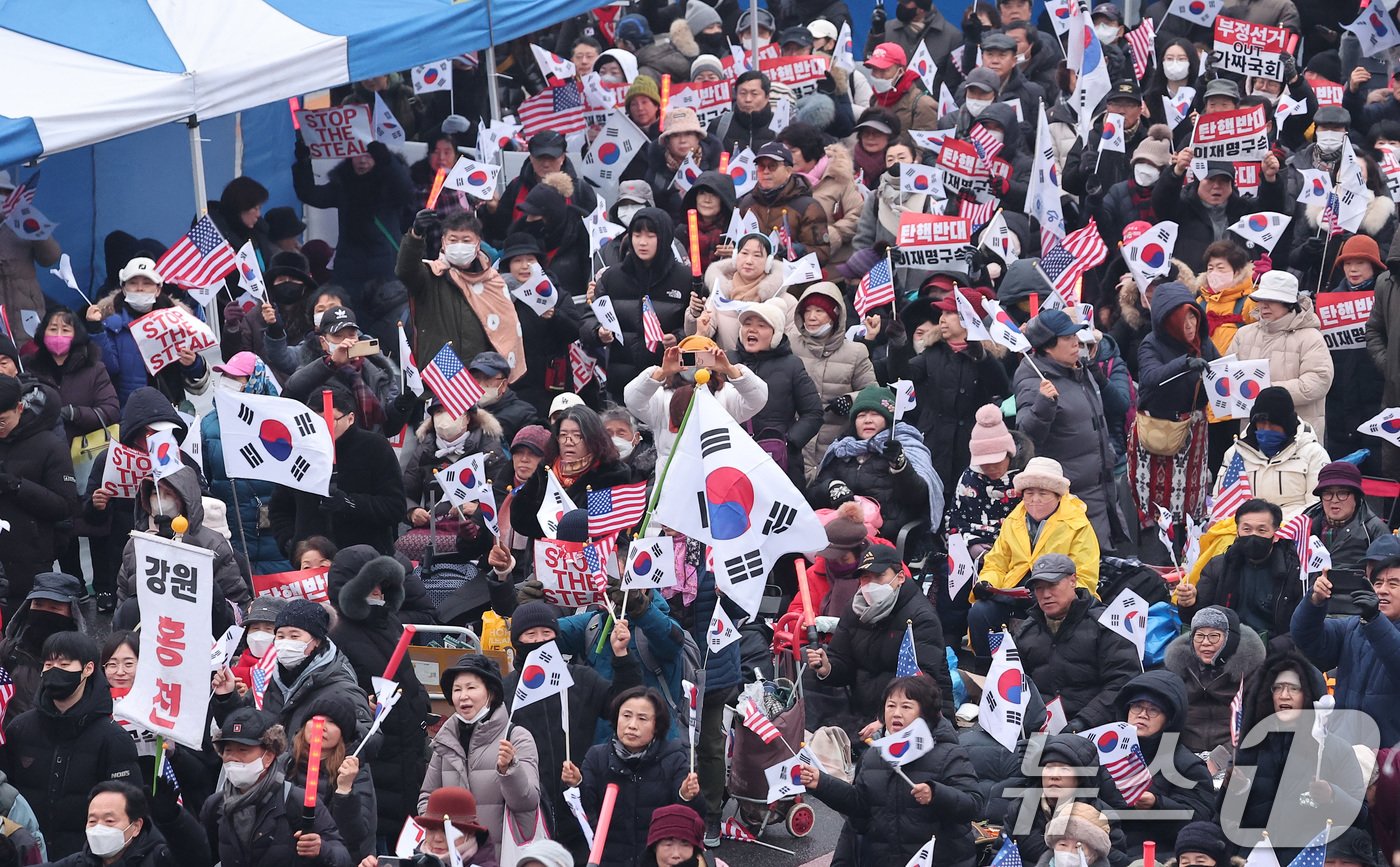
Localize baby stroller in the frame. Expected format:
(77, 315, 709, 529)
(724, 646, 816, 839)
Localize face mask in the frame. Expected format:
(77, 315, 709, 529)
(246, 632, 274, 658)
(1134, 165, 1161, 187)
(43, 334, 73, 356)
(274, 637, 310, 667)
(808, 322, 833, 338)
(215, 376, 245, 394)
(124, 293, 157, 312)
(869, 74, 896, 94)
(697, 32, 730, 55)
(478, 385, 502, 406)
(984, 129, 1005, 143)
(40, 667, 83, 700)
(742, 35, 771, 52)
(601, 71, 625, 83)
(1206, 270, 1235, 290)
(271, 281, 308, 306)
(455, 705, 491, 726)
(965, 98, 992, 117)
(885, 164, 902, 178)
(851, 581, 900, 623)
(612, 436, 635, 459)
(313, 310, 330, 329)
(1163, 60, 1190, 81)
(1236, 533, 1274, 561)
(1054, 852, 1081, 867)
(1254, 428, 1286, 456)
(514, 639, 550, 658)
(224, 758, 266, 790)
(433, 414, 470, 442)
(617, 204, 643, 226)
(1252, 89, 1280, 106)
(444, 242, 478, 267)
(86, 823, 133, 857)
(895, 3, 918, 22)
(25, 611, 73, 646)
(1094, 24, 1120, 44)
(1316, 131, 1346, 154)
(148, 493, 180, 516)
(366, 598, 386, 607)
(1016, 53, 1028, 66)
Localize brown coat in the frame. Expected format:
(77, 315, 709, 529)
(736, 174, 832, 264)
(0, 225, 60, 342)
(808, 144, 865, 265)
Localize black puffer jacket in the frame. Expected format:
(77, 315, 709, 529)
(201, 766, 354, 867)
(0, 377, 78, 603)
(1112, 670, 1217, 858)
(47, 807, 213, 867)
(1181, 538, 1304, 641)
(2, 671, 142, 858)
(326, 547, 431, 839)
(736, 334, 824, 467)
(998, 734, 1132, 867)
(582, 208, 691, 399)
(1013, 589, 1142, 733)
(579, 737, 703, 867)
(815, 580, 954, 723)
(814, 715, 983, 867)
(1137, 282, 1219, 418)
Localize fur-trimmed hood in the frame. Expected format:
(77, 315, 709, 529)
(1118, 258, 1196, 330)
(1163, 622, 1266, 681)
(667, 18, 700, 58)
(1303, 193, 1394, 236)
(415, 405, 503, 441)
(330, 544, 406, 621)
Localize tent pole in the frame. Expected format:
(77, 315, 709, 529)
(187, 115, 220, 342)
(749, 0, 759, 63)
(485, 0, 502, 121)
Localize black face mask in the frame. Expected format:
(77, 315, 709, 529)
(1235, 534, 1274, 563)
(514, 639, 550, 659)
(271, 280, 309, 306)
(885, 164, 902, 178)
(40, 667, 84, 702)
(697, 31, 730, 56)
(895, 3, 919, 22)
(24, 610, 75, 647)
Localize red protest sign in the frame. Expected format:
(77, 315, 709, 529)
(100, 443, 153, 500)
(894, 214, 974, 270)
(1191, 105, 1270, 162)
(721, 44, 780, 79)
(533, 537, 615, 608)
(253, 567, 330, 603)
(669, 80, 732, 127)
(1212, 17, 1289, 80)
(1315, 290, 1375, 350)
(1314, 80, 1344, 107)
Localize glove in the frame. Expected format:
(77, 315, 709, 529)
(883, 437, 906, 471)
(1282, 51, 1298, 83)
(616, 586, 650, 617)
(814, 615, 840, 633)
(413, 208, 442, 237)
(971, 580, 995, 601)
(366, 140, 391, 165)
(962, 13, 983, 40)
(826, 395, 853, 417)
(1253, 252, 1273, 276)
(223, 300, 247, 327)
(60, 405, 76, 422)
(871, 5, 886, 29)
(1186, 356, 1209, 372)
(817, 71, 837, 96)
(516, 579, 546, 605)
(1353, 589, 1381, 623)
(827, 479, 855, 507)
(0, 474, 20, 494)
(392, 393, 419, 415)
(294, 138, 311, 164)
(319, 486, 355, 513)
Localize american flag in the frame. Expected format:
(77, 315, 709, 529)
(1039, 219, 1107, 301)
(422, 344, 486, 418)
(569, 341, 597, 390)
(1229, 677, 1245, 746)
(0, 171, 37, 217)
(776, 214, 796, 261)
(1125, 18, 1156, 80)
(1106, 743, 1155, 803)
(896, 623, 921, 677)
(968, 124, 1004, 163)
(1275, 511, 1313, 570)
(0, 667, 13, 743)
(722, 817, 757, 842)
(251, 648, 277, 710)
(641, 295, 665, 352)
(1288, 828, 1329, 867)
(156, 215, 236, 289)
(1210, 452, 1253, 522)
(987, 630, 1005, 655)
(960, 197, 996, 231)
(741, 697, 781, 744)
(991, 836, 1024, 867)
(1323, 191, 1343, 237)
(582, 542, 609, 594)
(587, 481, 649, 536)
(518, 81, 587, 137)
(854, 256, 895, 316)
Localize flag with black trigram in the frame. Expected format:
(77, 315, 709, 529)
(215, 391, 335, 496)
(513, 640, 574, 709)
(652, 387, 828, 618)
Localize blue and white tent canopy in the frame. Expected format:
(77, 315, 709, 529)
(0, 0, 598, 166)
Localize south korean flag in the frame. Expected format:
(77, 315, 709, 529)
(623, 535, 677, 590)
(215, 391, 334, 495)
(437, 453, 490, 508)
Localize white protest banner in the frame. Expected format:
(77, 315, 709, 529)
(443, 157, 501, 201)
(295, 105, 373, 160)
(101, 443, 153, 499)
(758, 54, 830, 98)
(252, 567, 331, 603)
(1212, 17, 1290, 80)
(234, 241, 266, 302)
(1191, 105, 1270, 162)
(114, 532, 214, 750)
(533, 537, 616, 607)
(623, 535, 677, 590)
(129, 306, 217, 376)
(894, 214, 974, 272)
(1315, 290, 1374, 351)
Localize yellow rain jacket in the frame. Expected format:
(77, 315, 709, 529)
(977, 494, 1101, 598)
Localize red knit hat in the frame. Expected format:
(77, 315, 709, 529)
(799, 292, 840, 321)
(646, 805, 705, 849)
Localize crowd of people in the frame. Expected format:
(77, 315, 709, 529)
(3, 0, 1400, 864)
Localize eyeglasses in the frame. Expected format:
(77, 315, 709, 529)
(1192, 631, 1225, 645)
(1320, 491, 1354, 501)
(103, 660, 137, 673)
(1271, 683, 1303, 696)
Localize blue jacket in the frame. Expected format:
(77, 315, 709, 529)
(686, 566, 742, 697)
(89, 303, 208, 408)
(557, 592, 685, 743)
(1291, 596, 1400, 746)
(200, 409, 289, 575)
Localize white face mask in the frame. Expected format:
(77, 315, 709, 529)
(215, 376, 245, 394)
(612, 435, 635, 459)
(1134, 164, 1161, 187)
(444, 242, 478, 267)
(742, 35, 771, 52)
(224, 758, 266, 790)
(1251, 89, 1280, 106)
(808, 322, 833, 338)
(965, 97, 992, 117)
(366, 597, 387, 607)
(1316, 130, 1346, 153)
(124, 292, 157, 312)
(1163, 60, 1191, 81)
(1054, 851, 1082, 867)
(274, 637, 310, 667)
(1016, 53, 1028, 66)
(313, 310, 328, 329)
(86, 822, 133, 857)
(1094, 23, 1120, 44)
(148, 493, 180, 516)
(246, 632, 274, 658)
(1206, 270, 1235, 290)
(455, 705, 491, 726)
(983, 129, 1005, 143)
(869, 74, 896, 94)
(617, 204, 643, 226)
(851, 581, 900, 623)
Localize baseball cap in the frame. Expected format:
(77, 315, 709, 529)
(215, 708, 274, 747)
(779, 26, 814, 48)
(550, 392, 585, 417)
(528, 130, 567, 157)
(212, 351, 258, 378)
(865, 42, 907, 70)
(856, 543, 902, 575)
(1107, 79, 1141, 101)
(468, 351, 511, 379)
(808, 20, 839, 42)
(119, 257, 164, 285)
(1203, 162, 1235, 180)
(317, 305, 358, 335)
(1091, 3, 1123, 22)
(754, 141, 793, 165)
(1364, 534, 1400, 564)
(1026, 553, 1077, 586)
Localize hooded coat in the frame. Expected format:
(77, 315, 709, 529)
(735, 333, 825, 472)
(1137, 282, 1219, 418)
(507, 173, 592, 294)
(326, 548, 431, 837)
(788, 283, 878, 470)
(2, 670, 142, 858)
(1110, 670, 1216, 858)
(115, 465, 249, 607)
(736, 172, 832, 264)
(689, 254, 788, 352)
(1292, 590, 1400, 748)
(1213, 424, 1330, 521)
(677, 171, 737, 274)
(0, 377, 77, 602)
(501, 265, 586, 416)
(0, 572, 89, 719)
(807, 144, 865, 263)
(1163, 611, 1267, 753)
(813, 715, 983, 867)
(1227, 297, 1335, 440)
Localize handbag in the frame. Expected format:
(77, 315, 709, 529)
(70, 409, 120, 488)
(1134, 413, 1192, 457)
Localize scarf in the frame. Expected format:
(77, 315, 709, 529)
(852, 146, 886, 188)
(872, 69, 921, 108)
(819, 421, 944, 531)
(428, 255, 528, 382)
(223, 756, 288, 848)
(728, 268, 766, 301)
(343, 362, 386, 431)
(553, 455, 595, 488)
(797, 155, 829, 187)
(610, 736, 659, 768)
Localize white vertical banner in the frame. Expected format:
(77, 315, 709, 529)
(114, 532, 214, 750)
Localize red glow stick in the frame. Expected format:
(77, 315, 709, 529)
(321, 389, 336, 464)
(660, 75, 672, 129)
(1028, 293, 1040, 317)
(289, 97, 302, 130)
(718, 151, 730, 173)
(688, 210, 702, 277)
(795, 558, 815, 629)
(303, 716, 326, 809)
(426, 168, 449, 210)
(381, 625, 417, 680)
(1144, 841, 1156, 867)
(586, 783, 620, 867)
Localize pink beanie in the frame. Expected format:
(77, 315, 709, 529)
(968, 404, 1016, 466)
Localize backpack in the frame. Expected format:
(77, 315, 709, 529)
(585, 610, 701, 724)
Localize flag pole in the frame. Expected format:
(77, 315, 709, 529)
(1021, 351, 1048, 382)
